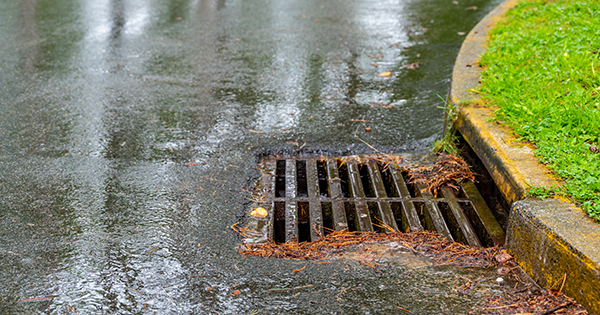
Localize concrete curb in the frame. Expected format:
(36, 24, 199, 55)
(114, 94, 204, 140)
(449, 0, 600, 313)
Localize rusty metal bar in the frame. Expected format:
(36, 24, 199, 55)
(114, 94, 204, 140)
(306, 159, 323, 240)
(285, 160, 298, 242)
(388, 166, 410, 198)
(417, 184, 453, 240)
(367, 162, 398, 231)
(388, 167, 422, 231)
(347, 160, 373, 232)
(326, 158, 348, 231)
(441, 187, 482, 247)
(261, 159, 277, 240)
(461, 181, 505, 246)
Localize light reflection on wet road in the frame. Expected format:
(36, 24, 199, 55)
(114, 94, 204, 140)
(0, 0, 501, 313)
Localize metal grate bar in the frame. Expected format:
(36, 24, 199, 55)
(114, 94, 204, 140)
(306, 159, 323, 240)
(389, 166, 411, 198)
(347, 161, 373, 232)
(367, 162, 398, 231)
(262, 159, 277, 241)
(441, 187, 482, 247)
(285, 160, 298, 242)
(418, 184, 453, 240)
(326, 158, 348, 231)
(462, 181, 505, 246)
(388, 167, 423, 231)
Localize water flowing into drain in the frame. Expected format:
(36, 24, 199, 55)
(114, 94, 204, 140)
(246, 156, 505, 247)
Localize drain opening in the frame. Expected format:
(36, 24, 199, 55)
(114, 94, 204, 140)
(250, 156, 506, 247)
(390, 202, 407, 232)
(402, 171, 419, 198)
(460, 201, 493, 247)
(438, 201, 467, 244)
(275, 160, 286, 198)
(321, 202, 334, 235)
(359, 164, 375, 198)
(344, 202, 357, 232)
(368, 202, 383, 232)
(274, 201, 286, 243)
(379, 164, 400, 198)
(298, 201, 311, 242)
(316, 160, 330, 197)
(414, 201, 435, 231)
(337, 160, 351, 198)
(296, 160, 308, 198)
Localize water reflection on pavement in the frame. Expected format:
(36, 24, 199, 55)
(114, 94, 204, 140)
(0, 0, 501, 313)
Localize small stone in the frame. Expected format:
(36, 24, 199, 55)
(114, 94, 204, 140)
(590, 145, 599, 153)
(250, 207, 268, 218)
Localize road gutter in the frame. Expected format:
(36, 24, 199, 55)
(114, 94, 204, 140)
(449, 0, 600, 313)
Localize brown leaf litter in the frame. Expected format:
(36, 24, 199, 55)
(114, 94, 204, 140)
(233, 226, 499, 267)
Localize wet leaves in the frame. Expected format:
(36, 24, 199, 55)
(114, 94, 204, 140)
(17, 296, 55, 303)
(234, 227, 499, 267)
(293, 265, 307, 272)
(371, 101, 394, 109)
(376, 71, 392, 77)
(403, 62, 422, 70)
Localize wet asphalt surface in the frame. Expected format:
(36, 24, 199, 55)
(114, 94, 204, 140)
(0, 0, 504, 313)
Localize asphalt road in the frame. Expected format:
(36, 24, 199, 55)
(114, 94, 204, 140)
(0, 0, 502, 313)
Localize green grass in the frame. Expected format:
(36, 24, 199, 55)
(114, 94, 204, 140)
(478, 0, 600, 220)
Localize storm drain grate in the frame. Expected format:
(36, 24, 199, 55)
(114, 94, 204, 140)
(250, 156, 505, 248)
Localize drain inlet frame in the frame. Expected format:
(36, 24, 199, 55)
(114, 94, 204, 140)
(251, 156, 505, 247)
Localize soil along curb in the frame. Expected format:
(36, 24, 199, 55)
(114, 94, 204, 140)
(449, 0, 600, 313)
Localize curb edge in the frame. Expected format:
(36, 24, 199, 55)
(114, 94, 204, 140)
(449, 0, 600, 313)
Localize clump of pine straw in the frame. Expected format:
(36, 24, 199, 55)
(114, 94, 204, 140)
(404, 153, 477, 196)
(234, 226, 500, 267)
